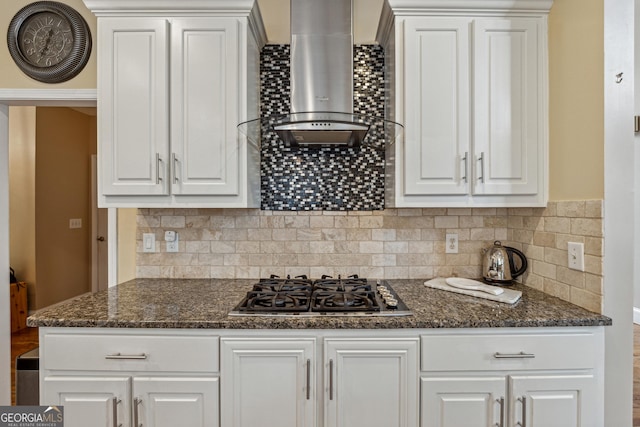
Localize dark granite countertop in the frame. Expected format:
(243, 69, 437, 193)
(27, 278, 612, 329)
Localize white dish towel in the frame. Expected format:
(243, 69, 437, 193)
(424, 277, 522, 304)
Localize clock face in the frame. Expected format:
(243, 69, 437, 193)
(18, 11, 74, 68)
(7, 1, 92, 83)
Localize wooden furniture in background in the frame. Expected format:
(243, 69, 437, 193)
(10, 282, 27, 333)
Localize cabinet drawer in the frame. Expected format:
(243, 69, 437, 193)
(421, 332, 595, 372)
(43, 334, 219, 373)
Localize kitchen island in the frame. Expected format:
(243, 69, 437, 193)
(29, 279, 610, 427)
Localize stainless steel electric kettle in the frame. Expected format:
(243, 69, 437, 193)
(482, 241, 528, 284)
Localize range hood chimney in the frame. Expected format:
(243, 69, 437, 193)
(238, 0, 402, 149)
(273, 0, 367, 148)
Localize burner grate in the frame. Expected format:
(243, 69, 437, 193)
(231, 275, 411, 316)
(311, 290, 380, 312)
(239, 290, 311, 312)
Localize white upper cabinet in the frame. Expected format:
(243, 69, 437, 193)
(403, 17, 471, 197)
(170, 18, 240, 197)
(85, 0, 266, 208)
(473, 18, 541, 197)
(99, 18, 170, 197)
(378, 0, 552, 207)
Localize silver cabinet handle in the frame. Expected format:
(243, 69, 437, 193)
(306, 359, 311, 400)
(493, 352, 535, 359)
(134, 397, 142, 427)
(171, 153, 179, 184)
(496, 397, 504, 427)
(112, 397, 122, 427)
(478, 152, 485, 183)
(517, 396, 527, 427)
(105, 353, 148, 360)
(461, 152, 468, 183)
(329, 359, 334, 401)
(156, 153, 163, 184)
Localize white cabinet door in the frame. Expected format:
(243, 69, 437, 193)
(98, 18, 169, 196)
(421, 376, 505, 427)
(133, 377, 220, 427)
(509, 374, 597, 427)
(43, 376, 131, 427)
(403, 18, 471, 196)
(170, 18, 240, 196)
(473, 18, 541, 196)
(221, 339, 316, 427)
(325, 339, 419, 427)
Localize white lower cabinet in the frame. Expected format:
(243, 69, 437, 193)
(324, 339, 419, 427)
(220, 338, 316, 427)
(419, 330, 602, 427)
(133, 377, 219, 427)
(44, 376, 219, 427)
(43, 376, 131, 427)
(220, 337, 419, 427)
(421, 376, 505, 427)
(39, 327, 603, 427)
(422, 374, 595, 427)
(40, 330, 220, 427)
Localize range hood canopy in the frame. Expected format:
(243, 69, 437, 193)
(238, 0, 402, 149)
(240, 111, 402, 149)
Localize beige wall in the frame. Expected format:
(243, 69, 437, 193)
(8, 107, 36, 308)
(35, 108, 96, 308)
(118, 209, 138, 284)
(0, 0, 97, 88)
(548, 0, 604, 200)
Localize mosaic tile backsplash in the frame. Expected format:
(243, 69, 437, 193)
(135, 200, 604, 313)
(260, 44, 386, 211)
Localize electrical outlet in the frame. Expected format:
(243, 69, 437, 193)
(568, 242, 585, 271)
(445, 233, 459, 254)
(143, 233, 156, 253)
(165, 231, 179, 253)
(69, 218, 82, 229)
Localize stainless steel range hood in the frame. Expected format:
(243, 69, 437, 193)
(238, 0, 402, 149)
(274, 0, 365, 147)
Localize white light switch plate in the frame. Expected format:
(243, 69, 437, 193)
(568, 242, 585, 271)
(69, 218, 82, 229)
(143, 233, 156, 253)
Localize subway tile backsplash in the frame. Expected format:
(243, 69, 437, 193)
(135, 200, 604, 313)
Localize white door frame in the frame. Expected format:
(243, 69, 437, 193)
(91, 155, 111, 292)
(0, 89, 120, 405)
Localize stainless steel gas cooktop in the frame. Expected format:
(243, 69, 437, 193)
(229, 275, 412, 317)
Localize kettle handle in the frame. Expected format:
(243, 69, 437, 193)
(505, 246, 528, 279)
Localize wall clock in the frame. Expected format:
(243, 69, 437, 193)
(7, 1, 92, 83)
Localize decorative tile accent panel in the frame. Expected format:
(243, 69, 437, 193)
(260, 45, 386, 210)
(135, 201, 604, 313)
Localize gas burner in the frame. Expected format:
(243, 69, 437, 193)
(239, 290, 311, 312)
(311, 291, 380, 312)
(230, 276, 412, 317)
(256, 276, 313, 293)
